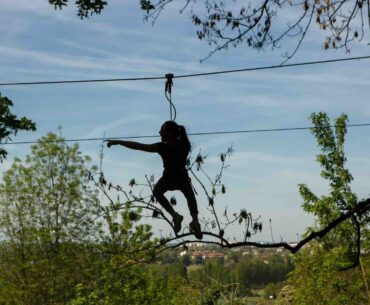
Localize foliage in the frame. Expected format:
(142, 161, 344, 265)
(49, 0, 107, 19)
(263, 281, 286, 299)
(278, 112, 370, 305)
(0, 93, 36, 161)
(299, 113, 360, 266)
(274, 285, 295, 305)
(285, 243, 369, 305)
(48, 1, 370, 60)
(0, 132, 229, 305)
(90, 209, 159, 305)
(189, 254, 292, 297)
(0, 133, 101, 304)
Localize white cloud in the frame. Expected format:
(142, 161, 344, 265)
(0, 1, 52, 13)
(216, 151, 309, 165)
(0, 44, 215, 77)
(84, 113, 155, 138)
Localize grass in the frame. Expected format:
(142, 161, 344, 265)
(187, 264, 203, 272)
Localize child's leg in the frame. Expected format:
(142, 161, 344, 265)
(153, 177, 183, 234)
(180, 179, 203, 239)
(153, 177, 176, 218)
(180, 178, 198, 219)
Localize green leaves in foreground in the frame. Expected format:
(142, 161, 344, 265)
(282, 112, 370, 305)
(0, 133, 101, 305)
(0, 93, 36, 161)
(300, 112, 357, 225)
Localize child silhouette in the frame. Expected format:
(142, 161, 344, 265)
(106, 121, 202, 239)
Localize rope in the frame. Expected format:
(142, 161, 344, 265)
(165, 73, 176, 121)
(0, 55, 369, 86)
(2, 123, 370, 146)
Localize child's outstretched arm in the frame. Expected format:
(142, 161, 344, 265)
(106, 140, 159, 153)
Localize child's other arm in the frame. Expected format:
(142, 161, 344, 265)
(106, 140, 159, 153)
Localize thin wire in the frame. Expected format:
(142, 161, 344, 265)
(0, 55, 369, 86)
(175, 55, 370, 79)
(0, 76, 164, 86)
(3, 123, 370, 146)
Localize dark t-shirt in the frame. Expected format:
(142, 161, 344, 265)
(157, 141, 188, 176)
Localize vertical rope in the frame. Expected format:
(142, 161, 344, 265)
(165, 73, 176, 121)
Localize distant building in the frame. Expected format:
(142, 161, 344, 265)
(190, 242, 206, 248)
(191, 251, 225, 260)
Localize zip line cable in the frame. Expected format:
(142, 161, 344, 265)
(0, 55, 369, 86)
(3, 123, 370, 146)
(1, 55, 369, 145)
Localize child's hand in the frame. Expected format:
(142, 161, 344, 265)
(105, 140, 114, 148)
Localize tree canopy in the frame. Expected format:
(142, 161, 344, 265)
(271, 113, 370, 305)
(48, 0, 370, 61)
(0, 93, 36, 161)
(0, 133, 101, 304)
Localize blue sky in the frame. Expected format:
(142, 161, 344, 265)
(1, 0, 370, 242)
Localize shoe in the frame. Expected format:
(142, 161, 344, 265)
(189, 220, 203, 240)
(173, 213, 183, 235)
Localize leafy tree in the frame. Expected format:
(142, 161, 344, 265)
(0, 133, 101, 305)
(48, 0, 370, 60)
(234, 256, 287, 292)
(0, 132, 229, 304)
(187, 253, 293, 298)
(69, 208, 204, 305)
(93, 209, 157, 305)
(278, 113, 370, 305)
(285, 243, 368, 305)
(274, 285, 295, 305)
(300, 112, 361, 267)
(263, 281, 285, 300)
(0, 93, 35, 161)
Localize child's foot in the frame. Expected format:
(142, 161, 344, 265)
(173, 213, 183, 235)
(189, 220, 203, 240)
